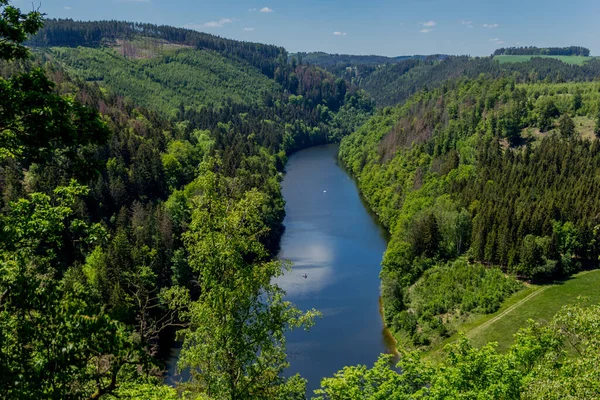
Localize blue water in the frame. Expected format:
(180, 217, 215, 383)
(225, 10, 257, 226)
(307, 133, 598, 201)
(276, 144, 394, 394)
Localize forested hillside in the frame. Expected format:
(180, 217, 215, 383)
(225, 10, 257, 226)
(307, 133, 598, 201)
(292, 52, 440, 79)
(340, 76, 600, 350)
(32, 20, 374, 156)
(3, 1, 600, 399)
(293, 52, 420, 67)
(318, 53, 600, 107)
(494, 46, 591, 56)
(0, 7, 369, 399)
(29, 19, 284, 77)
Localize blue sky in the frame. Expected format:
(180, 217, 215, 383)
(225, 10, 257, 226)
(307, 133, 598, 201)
(14, 0, 600, 56)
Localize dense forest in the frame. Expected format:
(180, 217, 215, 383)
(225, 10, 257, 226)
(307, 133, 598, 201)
(0, 6, 368, 399)
(340, 75, 600, 350)
(292, 52, 420, 67)
(29, 18, 285, 77)
(2, 1, 600, 399)
(313, 53, 600, 107)
(292, 52, 443, 78)
(494, 46, 591, 56)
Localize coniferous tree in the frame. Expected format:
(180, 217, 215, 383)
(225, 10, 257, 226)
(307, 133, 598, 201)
(558, 113, 575, 138)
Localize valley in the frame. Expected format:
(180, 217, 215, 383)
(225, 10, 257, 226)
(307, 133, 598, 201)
(1, 1, 600, 398)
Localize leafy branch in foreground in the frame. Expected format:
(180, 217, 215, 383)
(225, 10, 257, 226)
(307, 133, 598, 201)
(178, 160, 320, 400)
(315, 302, 600, 400)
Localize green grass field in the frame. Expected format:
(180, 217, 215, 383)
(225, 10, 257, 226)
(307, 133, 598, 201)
(425, 269, 600, 360)
(495, 55, 599, 65)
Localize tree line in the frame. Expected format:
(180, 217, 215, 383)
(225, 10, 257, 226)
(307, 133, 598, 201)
(29, 18, 287, 78)
(494, 46, 591, 56)
(314, 53, 600, 107)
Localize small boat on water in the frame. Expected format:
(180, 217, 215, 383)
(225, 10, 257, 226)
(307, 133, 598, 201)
(302, 273, 308, 279)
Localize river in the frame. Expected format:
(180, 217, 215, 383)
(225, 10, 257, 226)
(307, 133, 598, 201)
(165, 143, 395, 394)
(276, 144, 395, 394)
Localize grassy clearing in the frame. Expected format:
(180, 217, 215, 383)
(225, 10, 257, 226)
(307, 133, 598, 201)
(424, 269, 600, 360)
(573, 116, 597, 140)
(520, 116, 596, 145)
(494, 55, 599, 65)
(468, 269, 600, 350)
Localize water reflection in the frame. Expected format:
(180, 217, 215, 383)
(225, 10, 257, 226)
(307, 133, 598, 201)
(277, 236, 335, 297)
(276, 144, 395, 394)
(164, 144, 395, 393)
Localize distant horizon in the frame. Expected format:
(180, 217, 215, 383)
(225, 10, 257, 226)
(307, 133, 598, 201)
(35, 17, 595, 59)
(14, 0, 600, 57)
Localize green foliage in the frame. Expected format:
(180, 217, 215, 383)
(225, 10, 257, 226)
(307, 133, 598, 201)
(558, 113, 575, 138)
(178, 161, 320, 399)
(340, 76, 600, 347)
(2, 4, 352, 397)
(315, 303, 600, 400)
(0, 0, 43, 60)
(0, 182, 146, 399)
(40, 36, 373, 167)
(314, 354, 420, 400)
(401, 260, 523, 343)
(315, 51, 600, 107)
(49, 46, 280, 116)
(495, 55, 598, 65)
(31, 18, 286, 77)
(0, 64, 110, 164)
(494, 46, 591, 57)
(104, 383, 180, 400)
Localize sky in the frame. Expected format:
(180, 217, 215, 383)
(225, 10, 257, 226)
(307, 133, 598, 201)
(13, 0, 600, 56)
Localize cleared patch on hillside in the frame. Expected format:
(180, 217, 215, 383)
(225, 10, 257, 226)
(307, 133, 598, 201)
(495, 55, 600, 65)
(467, 269, 600, 351)
(112, 38, 194, 59)
(425, 269, 600, 361)
(520, 116, 596, 142)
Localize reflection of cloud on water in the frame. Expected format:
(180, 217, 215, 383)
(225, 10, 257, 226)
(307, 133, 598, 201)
(275, 263, 332, 298)
(275, 241, 335, 298)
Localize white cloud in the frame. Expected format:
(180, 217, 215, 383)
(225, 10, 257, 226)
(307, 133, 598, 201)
(460, 20, 472, 25)
(483, 23, 500, 28)
(64, 6, 71, 9)
(420, 29, 433, 33)
(260, 7, 274, 13)
(333, 31, 347, 36)
(490, 38, 504, 44)
(186, 18, 233, 29)
(422, 20, 436, 27)
(244, 27, 255, 31)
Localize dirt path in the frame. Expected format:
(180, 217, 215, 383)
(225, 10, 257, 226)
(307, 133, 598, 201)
(467, 286, 551, 337)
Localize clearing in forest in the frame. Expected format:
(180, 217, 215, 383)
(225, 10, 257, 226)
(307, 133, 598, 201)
(426, 269, 600, 358)
(494, 55, 599, 65)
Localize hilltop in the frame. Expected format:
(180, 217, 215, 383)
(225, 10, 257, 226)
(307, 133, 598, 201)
(290, 50, 600, 107)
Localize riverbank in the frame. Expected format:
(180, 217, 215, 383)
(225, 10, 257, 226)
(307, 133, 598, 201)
(276, 144, 395, 393)
(164, 144, 397, 391)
